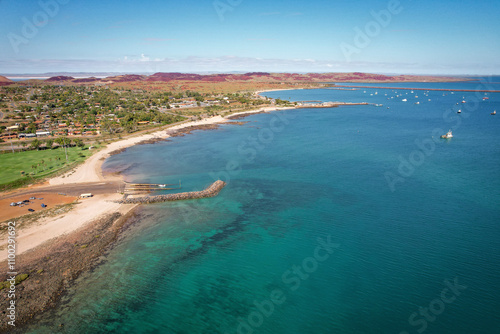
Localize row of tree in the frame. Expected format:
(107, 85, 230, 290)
(28, 137, 85, 150)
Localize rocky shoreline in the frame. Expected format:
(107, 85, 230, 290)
(167, 123, 221, 137)
(0, 181, 227, 332)
(0, 209, 138, 332)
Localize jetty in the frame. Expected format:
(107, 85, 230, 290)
(296, 101, 369, 108)
(123, 181, 181, 195)
(117, 180, 226, 204)
(332, 85, 500, 93)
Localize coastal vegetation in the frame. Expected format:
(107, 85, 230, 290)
(0, 273, 29, 290)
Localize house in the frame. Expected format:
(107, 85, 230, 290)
(2, 134, 17, 140)
(36, 131, 51, 137)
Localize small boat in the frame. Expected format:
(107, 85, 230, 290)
(491, 111, 496, 115)
(158, 184, 166, 188)
(415, 102, 420, 105)
(441, 131, 453, 139)
(441, 130, 453, 139)
(402, 99, 407, 102)
(457, 109, 461, 113)
(483, 97, 489, 100)
(461, 100, 466, 103)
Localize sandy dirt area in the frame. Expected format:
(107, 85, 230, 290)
(0, 193, 76, 222)
(0, 193, 134, 261)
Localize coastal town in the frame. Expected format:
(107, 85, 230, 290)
(0, 82, 290, 148)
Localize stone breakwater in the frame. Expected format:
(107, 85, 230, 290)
(116, 180, 226, 204)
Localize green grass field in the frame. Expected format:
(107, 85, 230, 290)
(0, 146, 96, 188)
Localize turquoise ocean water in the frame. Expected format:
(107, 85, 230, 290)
(25, 78, 500, 333)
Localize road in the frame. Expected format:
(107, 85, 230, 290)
(0, 181, 125, 200)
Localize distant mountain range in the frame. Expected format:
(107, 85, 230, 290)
(1, 72, 466, 85)
(0, 75, 14, 85)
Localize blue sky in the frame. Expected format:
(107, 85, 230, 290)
(1, 0, 499, 75)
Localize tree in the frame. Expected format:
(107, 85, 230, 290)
(30, 139, 41, 150)
(45, 138, 54, 149)
(73, 138, 84, 148)
(55, 137, 64, 147)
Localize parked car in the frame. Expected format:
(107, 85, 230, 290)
(30, 197, 36, 200)
(10, 202, 17, 206)
(41, 204, 47, 208)
(16, 201, 23, 205)
(28, 208, 35, 212)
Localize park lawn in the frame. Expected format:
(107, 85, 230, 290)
(0, 146, 94, 186)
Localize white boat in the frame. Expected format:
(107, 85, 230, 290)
(491, 110, 496, 115)
(457, 109, 461, 113)
(440, 130, 453, 139)
(415, 102, 420, 105)
(402, 99, 407, 102)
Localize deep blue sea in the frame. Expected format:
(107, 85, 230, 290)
(25, 79, 500, 333)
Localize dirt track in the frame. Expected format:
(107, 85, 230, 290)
(0, 181, 124, 200)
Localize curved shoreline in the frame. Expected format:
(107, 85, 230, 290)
(0, 100, 299, 331)
(0, 91, 299, 331)
(0, 104, 294, 262)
